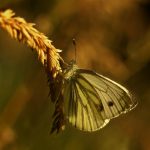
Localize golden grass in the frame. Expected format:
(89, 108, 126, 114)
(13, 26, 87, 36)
(0, 9, 65, 133)
(0, 9, 62, 78)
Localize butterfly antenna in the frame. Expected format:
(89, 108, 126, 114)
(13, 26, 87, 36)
(72, 38, 77, 63)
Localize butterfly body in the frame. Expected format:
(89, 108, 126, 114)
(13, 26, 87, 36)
(61, 61, 137, 132)
(63, 60, 78, 80)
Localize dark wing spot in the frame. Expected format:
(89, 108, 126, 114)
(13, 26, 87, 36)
(108, 101, 114, 107)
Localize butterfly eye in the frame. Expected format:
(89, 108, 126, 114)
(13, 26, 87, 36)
(98, 105, 104, 111)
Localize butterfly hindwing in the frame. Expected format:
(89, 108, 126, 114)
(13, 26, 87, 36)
(64, 72, 110, 131)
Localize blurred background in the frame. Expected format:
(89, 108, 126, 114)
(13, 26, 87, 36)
(0, 0, 150, 150)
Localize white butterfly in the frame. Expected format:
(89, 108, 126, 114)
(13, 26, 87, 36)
(62, 60, 137, 132)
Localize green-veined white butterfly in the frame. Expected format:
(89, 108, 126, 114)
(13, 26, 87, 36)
(61, 60, 137, 132)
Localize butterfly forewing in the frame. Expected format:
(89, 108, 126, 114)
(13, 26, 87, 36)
(78, 70, 136, 111)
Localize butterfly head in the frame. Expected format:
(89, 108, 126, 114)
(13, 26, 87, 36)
(63, 60, 78, 80)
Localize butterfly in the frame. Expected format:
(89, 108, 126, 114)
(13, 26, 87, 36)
(61, 60, 137, 132)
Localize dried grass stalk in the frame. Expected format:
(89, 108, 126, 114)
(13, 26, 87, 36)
(0, 9, 65, 133)
(0, 9, 62, 77)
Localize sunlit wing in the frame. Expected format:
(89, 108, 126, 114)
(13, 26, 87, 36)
(79, 69, 137, 114)
(64, 77, 110, 131)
